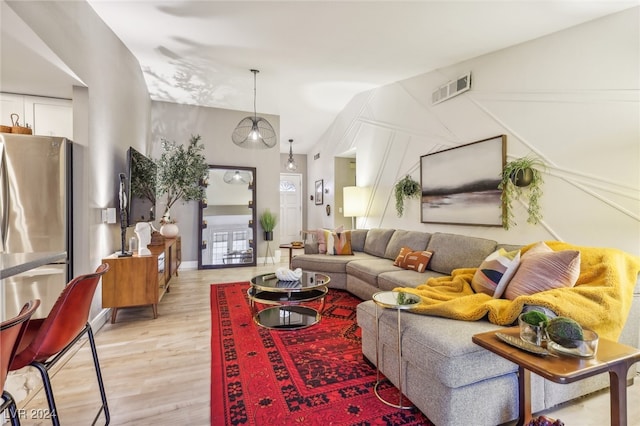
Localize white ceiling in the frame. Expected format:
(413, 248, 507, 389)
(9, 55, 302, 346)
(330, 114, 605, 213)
(3, 1, 637, 154)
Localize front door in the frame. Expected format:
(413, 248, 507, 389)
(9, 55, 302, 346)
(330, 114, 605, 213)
(279, 173, 303, 243)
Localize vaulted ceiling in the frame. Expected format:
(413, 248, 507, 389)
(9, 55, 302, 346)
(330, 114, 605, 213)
(3, 1, 636, 153)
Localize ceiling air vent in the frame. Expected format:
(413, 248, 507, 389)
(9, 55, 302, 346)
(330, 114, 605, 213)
(432, 72, 471, 105)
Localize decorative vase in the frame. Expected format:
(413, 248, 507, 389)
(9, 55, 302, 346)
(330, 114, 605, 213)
(160, 223, 179, 238)
(264, 231, 273, 241)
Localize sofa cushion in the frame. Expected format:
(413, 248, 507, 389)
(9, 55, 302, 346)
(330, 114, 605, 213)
(363, 228, 396, 258)
(350, 229, 368, 252)
(357, 301, 515, 388)
(378, 269, 445, 291)
(471, 248, 521, 298)
(346, 258, 400, 286)
(497, 243, 523, 252)
(304, 241, 319, 254)
(383, 230, 431, 260)
(291, 252, 376, 274)
(504, 242, 580, 300)
(426, 232, 497, 274)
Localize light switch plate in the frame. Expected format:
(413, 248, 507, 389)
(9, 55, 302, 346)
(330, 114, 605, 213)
(102, 208, 117, 224)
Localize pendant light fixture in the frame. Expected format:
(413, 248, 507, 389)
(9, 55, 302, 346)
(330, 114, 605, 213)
(285, 139, 297, 171)
(223, 170, 252, 184)
(232, 69, 277, 149)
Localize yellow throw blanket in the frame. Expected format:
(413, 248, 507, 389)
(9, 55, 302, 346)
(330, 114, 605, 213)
(394, 241, 640, 341)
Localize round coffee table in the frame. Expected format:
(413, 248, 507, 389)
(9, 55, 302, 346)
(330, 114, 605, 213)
(248, 271, 330, 330)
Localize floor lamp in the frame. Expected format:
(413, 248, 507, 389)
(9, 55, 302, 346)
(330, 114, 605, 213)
(343, 186, 368, 229)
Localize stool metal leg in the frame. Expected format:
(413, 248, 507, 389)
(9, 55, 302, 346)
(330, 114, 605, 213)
(32, 324, 109, 425)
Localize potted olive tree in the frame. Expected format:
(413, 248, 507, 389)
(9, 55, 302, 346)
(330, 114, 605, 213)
(394, 175, 421, 217)
(259, 209, 277, 241)
(156, 134, 209, 237)
(498, 156, 546, 230)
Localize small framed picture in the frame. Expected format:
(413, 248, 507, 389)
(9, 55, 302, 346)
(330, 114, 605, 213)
(315, 180, 324, 205)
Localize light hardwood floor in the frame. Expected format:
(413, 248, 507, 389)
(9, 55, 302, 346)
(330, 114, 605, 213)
(12, 257, 640, 426)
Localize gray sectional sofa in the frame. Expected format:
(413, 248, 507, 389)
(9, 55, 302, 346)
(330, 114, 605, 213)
(291, 228, 640, 426)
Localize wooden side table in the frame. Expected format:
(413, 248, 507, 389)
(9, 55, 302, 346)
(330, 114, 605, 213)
(279, 243, 304, 269)
(472, 327, 640, 426)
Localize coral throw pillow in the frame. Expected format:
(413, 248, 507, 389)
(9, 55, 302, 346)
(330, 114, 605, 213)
(394, 247, 433, 273)
(394, 247, 412, 267)
(503, 241, 581, 300)
(471, 248, 521, 298)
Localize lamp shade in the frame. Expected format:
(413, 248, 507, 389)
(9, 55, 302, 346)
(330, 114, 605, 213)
(232, 116, 277, 149)
(343, 186, 368, 217)
(223, 170, 252, 184)
(285, 138, 297, 171)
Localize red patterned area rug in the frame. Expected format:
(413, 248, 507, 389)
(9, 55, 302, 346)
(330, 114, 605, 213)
(210, 282, 434, 426)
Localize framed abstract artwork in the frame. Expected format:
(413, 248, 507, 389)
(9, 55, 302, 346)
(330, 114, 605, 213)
(315, 179, 324, 205)
(420, 135, 506, 226)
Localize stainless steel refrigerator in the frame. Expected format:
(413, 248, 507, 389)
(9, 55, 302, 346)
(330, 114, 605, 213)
(1, 134, 72, 319)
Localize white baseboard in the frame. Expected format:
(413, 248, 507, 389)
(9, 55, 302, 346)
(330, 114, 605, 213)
(180, 261, 198, 270)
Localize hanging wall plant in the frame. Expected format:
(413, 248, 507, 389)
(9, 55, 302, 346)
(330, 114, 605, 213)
(394, 175, 421, 217)
(498, 156, 546, 230)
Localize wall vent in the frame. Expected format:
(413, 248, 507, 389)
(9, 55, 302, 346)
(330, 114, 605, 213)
(432, 72, 471, 105)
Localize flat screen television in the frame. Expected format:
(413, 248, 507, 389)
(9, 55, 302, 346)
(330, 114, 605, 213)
(126, 147, 156, 226)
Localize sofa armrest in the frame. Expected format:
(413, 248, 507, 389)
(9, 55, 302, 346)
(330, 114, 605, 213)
(304, 242, 320, 254)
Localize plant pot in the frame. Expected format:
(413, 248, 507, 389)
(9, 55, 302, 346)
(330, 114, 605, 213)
(160, 223, 179, 238)
(510, 168, 534, 187)
(264, 231, 273, 241)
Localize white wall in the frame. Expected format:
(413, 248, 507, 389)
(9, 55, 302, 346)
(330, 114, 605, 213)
(5, 0, 152, 406)
(150, 100, 280, 263)
(307, 8, 639, 255)
(8, 0, 152, 275)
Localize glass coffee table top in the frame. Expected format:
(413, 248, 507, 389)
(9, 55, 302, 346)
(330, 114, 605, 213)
(250, 271, 329, 292)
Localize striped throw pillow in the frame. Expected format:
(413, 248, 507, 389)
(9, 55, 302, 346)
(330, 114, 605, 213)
(503, 242, 580, 300)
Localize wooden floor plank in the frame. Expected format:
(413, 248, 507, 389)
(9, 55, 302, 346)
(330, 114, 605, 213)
(13, 258, 640, 425)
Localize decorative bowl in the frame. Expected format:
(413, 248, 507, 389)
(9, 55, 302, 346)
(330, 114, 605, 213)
(518, 313, 546, 346)
(547, 328, 599, 359)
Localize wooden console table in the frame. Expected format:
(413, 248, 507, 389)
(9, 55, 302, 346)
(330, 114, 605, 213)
(472, 326, 640, 426)
(102, 237, 181, 323)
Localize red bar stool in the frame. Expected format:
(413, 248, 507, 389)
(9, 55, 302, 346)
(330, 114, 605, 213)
(10, 264, 110, 426)
(1, 299, 41, 426)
